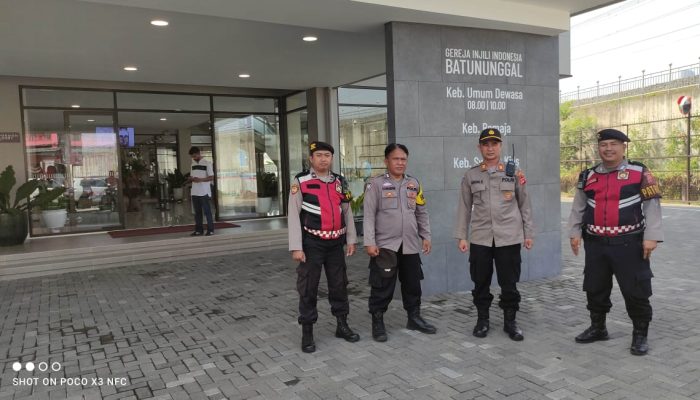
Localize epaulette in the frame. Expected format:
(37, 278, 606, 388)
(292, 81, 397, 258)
(295, 170, 310, 179)
(628, 160, 648, 169)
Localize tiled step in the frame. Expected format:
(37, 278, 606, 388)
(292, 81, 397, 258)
(0, 229, 289, 280)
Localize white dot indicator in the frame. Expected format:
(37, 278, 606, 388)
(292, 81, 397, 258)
(25, 362, 35, 371)
(12, 362, 22, 371)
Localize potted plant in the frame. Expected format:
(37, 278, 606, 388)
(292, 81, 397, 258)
(165, 169, 189, 201)
(37, 191, 69, 232)
(256, 171, 278, 214)
(350, 192, 364, 236)
(0, 165, 65, 246)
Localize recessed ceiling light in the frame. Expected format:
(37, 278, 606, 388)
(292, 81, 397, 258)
(160, 117, 167, 121)
(238, 73, 250, 78)
(123, 66, 138, 71)
(87, 119, 95, 122)
(71, 104, 80, 108)
(151, 19, 169, 27)
(303, 36, 318, 42)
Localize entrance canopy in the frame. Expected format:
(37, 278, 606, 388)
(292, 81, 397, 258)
(0, 0, 618, 90)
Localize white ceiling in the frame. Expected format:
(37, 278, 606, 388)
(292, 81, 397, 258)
(0, 0, 618, 90)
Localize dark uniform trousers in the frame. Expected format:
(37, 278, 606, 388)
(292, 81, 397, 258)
(368, 245, 423, 314)
(297, 233, 350, 324)
(470, 242, 522, 314)
(583, 233, 653, 322)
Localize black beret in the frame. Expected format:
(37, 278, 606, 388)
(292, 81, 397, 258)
(597, 129, 630, 142)
(309, 141, 334, 154)
(479, 128, 502, 142)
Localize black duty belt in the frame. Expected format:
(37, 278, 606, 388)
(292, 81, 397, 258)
(584, 232, 642, 245)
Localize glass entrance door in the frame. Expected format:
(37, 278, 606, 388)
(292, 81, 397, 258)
(64, 112, 121, 232)
(117, 112, 210, 229)
(214, 115, 282, 218)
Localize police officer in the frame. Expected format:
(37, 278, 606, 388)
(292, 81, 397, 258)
(454, 128, 534, 341)
(288, 141, 360, 353)
(363, 143, 436, 342)
(568, 129, 663, 356)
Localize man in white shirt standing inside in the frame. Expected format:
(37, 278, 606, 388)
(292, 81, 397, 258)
(188, 146, 215, 236)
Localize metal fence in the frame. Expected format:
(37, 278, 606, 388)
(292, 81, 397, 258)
(560, 115, 700, 203)
(560, 62, 700, 104)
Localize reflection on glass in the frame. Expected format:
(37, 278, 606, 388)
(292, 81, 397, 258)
(338, 106, 388, 214)
(213, 96, 276, 113)
(24, 110, 121, 235)
(286, 109, 308, 182)
(116, 92, 210, 111)
(286, 92, 307, 111)
(214, 115, 281, 218)
(338, 87, 387, 105)
(23, 88, 114, 108)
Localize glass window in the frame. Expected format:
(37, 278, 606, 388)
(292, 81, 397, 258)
(338, 105, 388, 212)
(116, 92, 210, 111)
(23, 88, 114, 109)
(24, 109, 121, 235)
(286, 92, 307, 111)
(338, 88, 387, 106)
(214, 115, 282, 219)
(286, 109, 309, 181)
(213, 96, 276, 113)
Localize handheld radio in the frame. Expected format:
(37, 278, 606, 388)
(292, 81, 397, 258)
(505, 144, 516, 177)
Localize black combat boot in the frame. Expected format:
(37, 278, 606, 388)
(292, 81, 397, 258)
(473, 314, 490, 338)
(371, 311, 388, 342)
(503, 309, 524, 341)
(301, 324, 315, 353)
(630, 320, 649, 356)
(406, 309, 437, 334)
(335, 315, 360, 342)
(575, 312, 609, 343)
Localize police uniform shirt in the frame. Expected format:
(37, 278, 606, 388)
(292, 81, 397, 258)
(287, 168, 356, 251)
(190, 158, 213, 197)
(363, 173, 431, 254)
(454, 163, 534, 247)
(568, 159, 663, 241)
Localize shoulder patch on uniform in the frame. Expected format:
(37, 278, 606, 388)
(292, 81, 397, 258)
(516, 170, 527, 185)
(640, 168, 661, 200)
(291, 183, 299, 194)
(415, 184, 426, 206)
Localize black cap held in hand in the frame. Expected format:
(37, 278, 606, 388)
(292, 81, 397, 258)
(597, 129, 630, 142)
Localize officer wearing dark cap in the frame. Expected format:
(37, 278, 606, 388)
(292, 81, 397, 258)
(454, 128, 534, 341)
(363, 143, 435, 342)
(288, 141, 359, 353)
(568, 128, 663, 356)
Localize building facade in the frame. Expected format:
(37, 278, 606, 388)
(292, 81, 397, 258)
(0, 0, 618, 291)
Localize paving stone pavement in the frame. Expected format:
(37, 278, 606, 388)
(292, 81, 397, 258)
(1, 203, 699, 400)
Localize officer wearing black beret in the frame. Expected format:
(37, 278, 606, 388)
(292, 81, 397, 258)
(568, 128, 663, 355)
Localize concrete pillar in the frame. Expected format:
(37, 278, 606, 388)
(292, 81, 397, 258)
(385, 22, 561, 295)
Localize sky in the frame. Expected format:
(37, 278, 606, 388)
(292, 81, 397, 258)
(559, 0, 700, 94)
